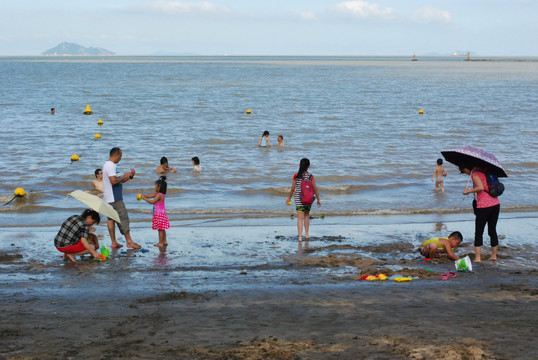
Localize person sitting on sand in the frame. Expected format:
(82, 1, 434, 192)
(419, 231, 463, 261)
(54, 209, 102, 262)
(156, 156, 177, 174)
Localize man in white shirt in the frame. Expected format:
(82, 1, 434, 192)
(102, 147, 141, 250)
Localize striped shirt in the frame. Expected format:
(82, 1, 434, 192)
(293, 172, 314, 206)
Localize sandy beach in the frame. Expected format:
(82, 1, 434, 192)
(1, 214, 537, 359)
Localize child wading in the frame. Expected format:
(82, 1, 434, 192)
(141, 176, 170, 247)
(432, 158, 447, 192)
(286, 158, 321, 242)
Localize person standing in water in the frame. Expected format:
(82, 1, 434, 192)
(258, 130, 271, 147)
(286, 158, 321, 242)
(432, 158, 447, 192)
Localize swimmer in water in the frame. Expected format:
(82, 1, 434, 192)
(258, 130, 271, 147)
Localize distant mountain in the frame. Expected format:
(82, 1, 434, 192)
(42, 42, 115, 56)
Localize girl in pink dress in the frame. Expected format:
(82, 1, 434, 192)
(141, 176, 170, 247)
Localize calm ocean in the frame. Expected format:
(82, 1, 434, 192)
(1, 56, 537, 227)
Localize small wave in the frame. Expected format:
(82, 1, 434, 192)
(318, 174, 392, 182)
(207, 139, 227, 144)
(321, 184, 379, 193)
(303, 142, 327, 146)
(520, 162, 538, 168)
(241, 187, 289, 196)
(320, 116, 341, 121)
(238, 183, 408, 196)
(322, 183, 407, 193)
(137, 205, 538, 218)
(317, 175, 363, 182)
(413, 133, 441, 139)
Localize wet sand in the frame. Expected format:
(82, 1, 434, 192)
(1, 215, 537, 359)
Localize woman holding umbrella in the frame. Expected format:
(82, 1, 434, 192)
(459, 165, 500, 262)
(442, 146, 506, 263)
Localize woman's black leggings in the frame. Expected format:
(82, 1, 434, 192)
(474, 204, 500, 247)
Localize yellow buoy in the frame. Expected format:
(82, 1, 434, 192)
(97, 119, 104, 126)
(14, 188, 26, 197)
(94, 133, 101, 139)
(246, 109, 252, 114)
(71, 154, 79, 161)
(84, 104, 93, 115)
(418, 109, 424, 115)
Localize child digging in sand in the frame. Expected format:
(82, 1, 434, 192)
(141, 176, 170, 247)
(419, 231, 463, 261)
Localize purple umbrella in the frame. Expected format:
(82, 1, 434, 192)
(441, 146, 507, 178)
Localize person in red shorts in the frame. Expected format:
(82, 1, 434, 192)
(54, 209, 102, 262)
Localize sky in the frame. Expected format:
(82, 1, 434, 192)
(1, 0, 537, 56)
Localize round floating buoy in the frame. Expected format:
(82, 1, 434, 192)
(71, 154, 79, 162)
(97, 119, 103, 126)
(246, 109, 252, 114)
(84, 104, 93, 115)
(14, 188, 26, 197)
(418, 109, 424, 115)
(94, 133, 101, 139)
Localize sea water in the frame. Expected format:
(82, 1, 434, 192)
(0, 56, 537, 227)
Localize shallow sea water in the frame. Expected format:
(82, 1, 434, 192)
(1, 56, 537, 228)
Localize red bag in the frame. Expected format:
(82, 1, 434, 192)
(299, 175, 315, 205)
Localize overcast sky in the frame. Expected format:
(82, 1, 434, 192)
(1, 0, 536, 56)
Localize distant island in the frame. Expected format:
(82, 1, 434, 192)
(42, 42, 115, 56)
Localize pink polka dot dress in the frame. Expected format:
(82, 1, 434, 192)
(152, 193, 170, 230)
